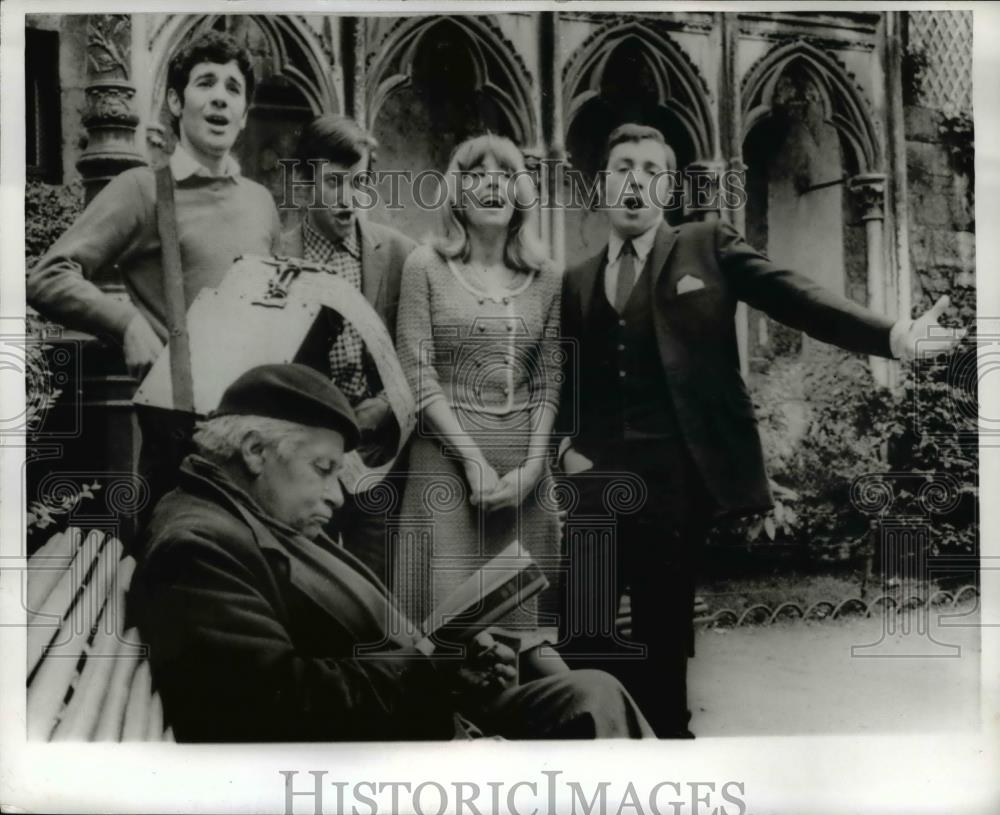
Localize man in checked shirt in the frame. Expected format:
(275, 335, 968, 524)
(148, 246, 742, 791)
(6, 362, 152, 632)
(280, 115, 416, 578)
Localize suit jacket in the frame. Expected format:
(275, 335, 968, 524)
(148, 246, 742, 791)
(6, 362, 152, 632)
(558, 219, 895, 517)
(278, 217, 416, 341)
(128, 456, 455, 742)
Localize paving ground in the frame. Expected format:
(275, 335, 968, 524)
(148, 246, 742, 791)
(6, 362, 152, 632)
(688, 604, 982, 735)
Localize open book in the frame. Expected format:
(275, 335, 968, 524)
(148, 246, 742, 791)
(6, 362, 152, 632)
(416, 540, 549, 649)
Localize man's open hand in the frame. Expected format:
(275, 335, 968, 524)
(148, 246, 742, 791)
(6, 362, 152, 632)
(893, 295, 967, 361)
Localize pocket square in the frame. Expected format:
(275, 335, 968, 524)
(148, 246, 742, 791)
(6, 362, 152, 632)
(676, 275, 706, 295)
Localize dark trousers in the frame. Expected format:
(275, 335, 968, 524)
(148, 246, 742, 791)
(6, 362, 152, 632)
(332, 488, 390, 583)
(557, 436, 712, 737)
(472, 669, 654, 738)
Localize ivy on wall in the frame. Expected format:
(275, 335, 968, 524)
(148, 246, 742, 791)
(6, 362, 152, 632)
(939, 112, 974, 214)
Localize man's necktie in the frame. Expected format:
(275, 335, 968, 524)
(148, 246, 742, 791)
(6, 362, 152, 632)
(614, 239, 637, 313)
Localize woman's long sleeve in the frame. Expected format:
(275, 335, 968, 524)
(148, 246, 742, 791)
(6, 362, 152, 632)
(396, 249, 446, 412)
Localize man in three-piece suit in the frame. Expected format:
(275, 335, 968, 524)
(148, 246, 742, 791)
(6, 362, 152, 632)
(280, 115, 416, 579)
(556, 123, 960, 737)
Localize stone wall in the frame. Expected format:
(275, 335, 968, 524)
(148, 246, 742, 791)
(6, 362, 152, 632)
(903, 104, 975, 321)
(902, 10, 975, 322)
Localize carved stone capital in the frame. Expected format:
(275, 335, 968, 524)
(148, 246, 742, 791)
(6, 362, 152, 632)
(86, 14, 131, 79)
(77, 15, 145, 201)
(848, 172, 887, 221)
(81, 80, 140, 129)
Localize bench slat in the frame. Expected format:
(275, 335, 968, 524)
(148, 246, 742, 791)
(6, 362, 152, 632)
(28, 527, 170, 743)
(27, 529, 106, 679)
(146, 692, 165, 741)
(50, 558, 138, 741)
(93, 626, 144, 741)
(27, 533, 121, 740)
(27, 621, 92, 740)
(121, 661, 153, 740)
(27, 529, 73, 613)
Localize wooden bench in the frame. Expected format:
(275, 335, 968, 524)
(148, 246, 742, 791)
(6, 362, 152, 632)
(26, 527, 172, 742)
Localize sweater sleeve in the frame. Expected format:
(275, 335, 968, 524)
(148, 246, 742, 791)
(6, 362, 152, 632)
(26, 169, 147, 340)
(396, 247, 446, 411)
(134, 526, 452, 741)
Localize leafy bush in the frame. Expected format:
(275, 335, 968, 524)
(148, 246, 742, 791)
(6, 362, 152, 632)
(902, 47, 929, 106)
(25, 178, 84, 268)
(783, 345, 895, 549)
(24, 179, 104, 540)
(711, 339, 978, 563)
(939, 112, 974, 215)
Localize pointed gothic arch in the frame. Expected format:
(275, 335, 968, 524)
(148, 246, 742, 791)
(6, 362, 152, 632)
(147, 14, 338, 117)
(741, 40, 881, 173)
(366, 15, 536, 146)
(562, 20, 715, 162)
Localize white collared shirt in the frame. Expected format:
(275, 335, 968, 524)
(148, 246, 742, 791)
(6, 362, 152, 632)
(169, 143, 242, 182)
(604, 220, 661, 306)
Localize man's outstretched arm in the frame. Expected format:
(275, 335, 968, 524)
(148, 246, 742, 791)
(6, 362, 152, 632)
(716, 220, 964, 360)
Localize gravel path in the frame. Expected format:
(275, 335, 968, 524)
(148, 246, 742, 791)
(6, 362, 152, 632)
(688, 606, 981, 735)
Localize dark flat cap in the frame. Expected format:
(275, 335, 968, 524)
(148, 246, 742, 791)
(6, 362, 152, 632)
(212, 363, 360, 450)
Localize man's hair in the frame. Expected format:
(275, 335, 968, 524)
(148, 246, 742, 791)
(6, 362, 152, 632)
(192, 414, 308, 464)
(167, 30, 256, 110)
(602, 123, 676, 170)
(296, 114, 378, 169)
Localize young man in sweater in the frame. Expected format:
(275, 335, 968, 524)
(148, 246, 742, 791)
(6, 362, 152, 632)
(27, 30, 281, 503)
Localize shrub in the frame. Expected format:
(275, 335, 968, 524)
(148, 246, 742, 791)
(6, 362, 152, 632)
(711, 340, 977, 563)
(25, 178, 84, 268)
(24, 179, 103, 542)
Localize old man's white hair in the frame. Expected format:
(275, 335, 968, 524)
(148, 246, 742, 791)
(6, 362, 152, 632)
(192, 414, 311, 463)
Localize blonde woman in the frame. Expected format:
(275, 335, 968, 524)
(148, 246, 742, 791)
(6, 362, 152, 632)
(395, 135, 565, 679)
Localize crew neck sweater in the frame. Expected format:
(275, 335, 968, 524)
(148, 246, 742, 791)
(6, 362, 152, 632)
(27, 165, 280, 342)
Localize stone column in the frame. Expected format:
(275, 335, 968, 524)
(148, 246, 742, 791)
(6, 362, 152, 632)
(73, 15, 147, 544)
(341, 16, 367, 125)
(684, 159, 726, 222)
(76, 14, 146, 204)
(717, 12, 750, 379)
(883, 12, 913, 355)
(540, 11, 565, 270)
(849, 173, 891, 386)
